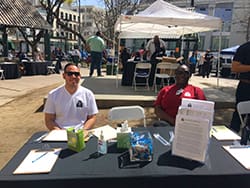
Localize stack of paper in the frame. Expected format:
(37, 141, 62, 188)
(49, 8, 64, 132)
(172, 98, 214, 163)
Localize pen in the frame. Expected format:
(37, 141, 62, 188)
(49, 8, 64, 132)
(229, 145, 250, 149)
(32, 152, 48, 163)
(212, 127, 217, 132)
(33, 133, 48, 142)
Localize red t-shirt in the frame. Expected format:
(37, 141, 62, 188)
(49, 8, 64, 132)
(154, 84, 206, 120)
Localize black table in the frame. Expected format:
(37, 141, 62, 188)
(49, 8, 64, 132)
(23, 61, 49, 76)
(1, 126, 250, 188)
(0, 62, 21, 79)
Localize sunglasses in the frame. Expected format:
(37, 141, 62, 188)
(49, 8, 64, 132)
(175, 70, 190, 75)
(65, 72, 80, 77)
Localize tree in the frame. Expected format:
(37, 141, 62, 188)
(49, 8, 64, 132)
(91, 0, 141, 48)
(17, 0, 87, 60)
(17, 28, 45, 60)
(40, 0, 85, 44)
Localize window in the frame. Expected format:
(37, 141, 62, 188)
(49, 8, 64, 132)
(211, 36, 229, 51)
(86, 22, 92, 27)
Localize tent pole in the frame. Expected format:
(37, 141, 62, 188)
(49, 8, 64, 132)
(115, 16, 122, 88)
(217, 24, 222, 88)
(116, 36, 121, 88)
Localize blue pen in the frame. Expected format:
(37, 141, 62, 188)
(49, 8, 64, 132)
(32, 152, 48, 163)
(229, 145, 250, 149)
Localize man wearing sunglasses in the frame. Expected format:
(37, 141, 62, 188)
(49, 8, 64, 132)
(154, 64, 206, 126)
(44, 63, 98, 130)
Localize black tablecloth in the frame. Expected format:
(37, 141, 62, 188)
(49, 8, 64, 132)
(0, 62, 21, 79)
(1, 126, 250, 188)
(121, 61, 137, 86)
(23, 61, 48, 76)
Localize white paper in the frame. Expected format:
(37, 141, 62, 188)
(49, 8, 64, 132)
(172, 114, 210, 163)
(43, 130, 67, 141)
(90, 125, 117, 141)
(13, 148, 61, 174)
(223, 146, 250, 169)
(181, 98, 215, 112)
(211, 125, 241, 140)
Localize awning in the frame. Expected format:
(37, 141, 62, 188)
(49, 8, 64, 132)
(0, 0, 51, 30)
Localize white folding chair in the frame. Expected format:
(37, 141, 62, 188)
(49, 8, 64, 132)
(108, 105, 146, 127)
(237, 100, 250, 127)
(0, 69, 5, 80)
(47, 61, 57, 74)
(133, 62, 151, 91)
(153, 62, 178, 92)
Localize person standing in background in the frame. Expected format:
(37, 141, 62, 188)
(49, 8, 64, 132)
(188, 50, 198, 75)
(202, 49, 213, 78)
(229, 41, 250, 133)
(145, 35, 166, 86)
(146, 35, 166, 62)
(86, 31, 106, 77)
(72, 45, 81, 67)
(120, 47, 131, 72)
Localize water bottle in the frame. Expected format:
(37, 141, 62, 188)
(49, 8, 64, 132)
(97, 130, 107, 154)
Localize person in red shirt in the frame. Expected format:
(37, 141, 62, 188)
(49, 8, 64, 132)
(154, 64, 206, 126)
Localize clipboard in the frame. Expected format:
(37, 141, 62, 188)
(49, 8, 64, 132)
(223, 145, 250, 170)
(13, 148, 61, 174)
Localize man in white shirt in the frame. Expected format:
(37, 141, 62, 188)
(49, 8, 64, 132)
(146, 35, 166, 61)
(43, 63, 98, 130)
(145, 35, 166, 86)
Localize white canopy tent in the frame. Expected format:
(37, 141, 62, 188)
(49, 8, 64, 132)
(114, 0, 222, 87)
(115, 0, 222, 39)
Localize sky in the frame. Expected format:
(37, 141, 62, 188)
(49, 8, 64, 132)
(80, 0, 104, 8)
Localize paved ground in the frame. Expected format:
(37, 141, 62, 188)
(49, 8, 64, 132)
(0, 65, 238, 108)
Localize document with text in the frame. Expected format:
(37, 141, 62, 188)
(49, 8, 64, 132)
(178, 106, 214, 128)
(172, 114, 210, 163)
(181, 98, 215, 112)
